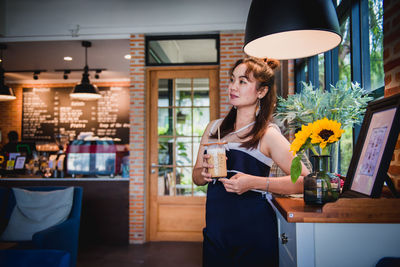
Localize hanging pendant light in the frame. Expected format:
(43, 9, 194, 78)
(70, 41, 101, 100)
(0, 44, 16, 101)
(244, 0, 342, 60)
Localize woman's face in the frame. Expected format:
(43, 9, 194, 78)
(228, 63, 260, 108)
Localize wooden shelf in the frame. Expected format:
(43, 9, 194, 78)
(272, 196, 400, 223)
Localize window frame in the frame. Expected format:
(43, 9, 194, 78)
(145, 34, 220, 66)
(293, 0, 384, 174)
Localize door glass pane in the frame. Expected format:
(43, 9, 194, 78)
(193, 78, 210, 106)
(176, 137, 192, 166)
(158, 79, 173, 107)
(176, 78, 192, 107)
(176, 108, 192, 136)
(158, 137, 173, 165)
(158, 108, 172, 136)
(158, 167, 173, 196)
(192, 136, 201, 167)
(176, 167, 193, 196)
(193, 108, 209, 137)
(194, 184, 207, 196)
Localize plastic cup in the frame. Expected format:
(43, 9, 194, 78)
(205, 143, 227, 178)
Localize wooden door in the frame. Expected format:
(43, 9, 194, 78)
(147, 66, 219, 241)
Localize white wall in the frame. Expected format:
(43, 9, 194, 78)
(1, 0, 251, 42)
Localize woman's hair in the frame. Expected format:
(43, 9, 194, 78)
(211, 57, 280, 149)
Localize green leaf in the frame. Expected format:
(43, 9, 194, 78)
(290, 156, 302, 183)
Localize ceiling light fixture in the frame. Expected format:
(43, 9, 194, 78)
(94, 69, 102, 79)
(244, 0, 341, 60)
(124, 54, 131, 60)
(70, 41, 101, 100)
(63, 70, 70, 80)
(33, 70, 41, 80)
(64, 56, 73, 61)
(0, 44, 16, 101)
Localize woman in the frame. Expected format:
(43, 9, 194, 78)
(192, 57, 309, 266)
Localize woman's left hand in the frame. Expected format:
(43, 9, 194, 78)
(219, 173, 254, 195)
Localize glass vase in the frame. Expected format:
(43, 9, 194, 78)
(303, 155, 340, 205)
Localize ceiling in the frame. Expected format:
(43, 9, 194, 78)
(1, 39, 131, 84)
(1, 37, 220, 84)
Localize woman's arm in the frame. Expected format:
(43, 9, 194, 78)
(261, 126, 309, 194)
(221, 173, 304, 195)
(220, 126, 309, 195)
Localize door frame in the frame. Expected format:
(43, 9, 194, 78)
(145, 65, 220, 241)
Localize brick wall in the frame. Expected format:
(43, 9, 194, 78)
(128, 34, 146, 244)
(383, 0, 400, 189)
(218, 32, 295, 116)
(219, 32, 246, 117)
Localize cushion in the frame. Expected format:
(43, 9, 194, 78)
(0, 187, 74, 241)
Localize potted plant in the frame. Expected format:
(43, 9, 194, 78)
(275, 81, 372, 133)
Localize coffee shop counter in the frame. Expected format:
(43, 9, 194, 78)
(0, 177, 129, 247)
(269, 195, 400, 267)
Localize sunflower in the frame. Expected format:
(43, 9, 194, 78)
(310, 118, 345, 149)
(290, 123, 313, 155)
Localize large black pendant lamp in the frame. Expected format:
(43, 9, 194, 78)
(244, 0, 342, 60)
(70, 41, 101, 100)
(0, 44, 16, 101)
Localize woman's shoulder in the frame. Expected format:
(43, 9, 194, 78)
(266, 122, 281, 133)
(262, 122, 286, 144)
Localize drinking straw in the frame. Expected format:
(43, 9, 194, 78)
(218, 125, 220, 143)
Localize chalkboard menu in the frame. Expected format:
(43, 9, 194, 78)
(22, 87, 130, 144)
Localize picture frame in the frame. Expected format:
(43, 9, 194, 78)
(342, 93, 400, 198)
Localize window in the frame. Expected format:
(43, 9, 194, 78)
(294, 0, 384, 175)
(339, 17, 351, 86)
(146, 35, 219, 66)
(369, 0, 384, 91)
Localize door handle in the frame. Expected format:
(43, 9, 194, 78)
(151, 163, 163, 168)
(151, 163, 163, 173)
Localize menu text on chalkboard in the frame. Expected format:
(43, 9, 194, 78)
(22, 87, 130, 143)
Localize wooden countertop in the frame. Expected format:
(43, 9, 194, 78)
(272, 196, 400, 223)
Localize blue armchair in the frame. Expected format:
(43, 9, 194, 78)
(0, 186, 83, 267)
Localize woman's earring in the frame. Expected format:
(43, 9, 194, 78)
(255, 98, 261, 117)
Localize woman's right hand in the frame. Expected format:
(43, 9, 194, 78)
(201, 154, 213, 184)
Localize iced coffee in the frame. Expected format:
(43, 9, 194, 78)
(205, 143, 227, 178)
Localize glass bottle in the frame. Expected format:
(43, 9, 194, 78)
(303, 155, 341, 205)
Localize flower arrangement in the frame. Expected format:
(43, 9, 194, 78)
(274, 81, 373, 182)
(274, 81, 373, 132)
(289, 118, 345, 182)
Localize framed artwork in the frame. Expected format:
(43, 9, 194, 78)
(342, 93, 400, 198)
